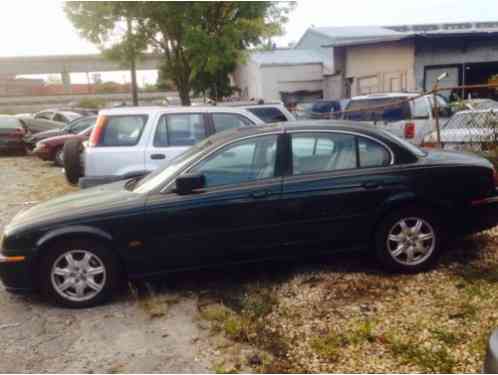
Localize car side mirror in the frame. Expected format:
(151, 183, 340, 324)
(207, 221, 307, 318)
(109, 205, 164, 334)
(175, 174, 206, 195)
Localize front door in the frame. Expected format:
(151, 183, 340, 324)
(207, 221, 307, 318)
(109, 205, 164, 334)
(142, 134, 285, 272)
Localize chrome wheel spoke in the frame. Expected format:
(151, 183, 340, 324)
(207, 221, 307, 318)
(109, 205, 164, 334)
(418, 232, 433, 241)
(75, 281, 86, 298)
(86, 277, 101, 291)
(65, 254, 76, 267)
(399, 220, 409, 233)
(412, 219, 423, 234)
(391, 243, 406, 257)
(58, 278, 74, 291)
(406, 247, 415, 263)
(388, 234, 403, 242)
(86, 266, 104, 276)
(53, 267, 71, 277)
(81, 253, 92, 269)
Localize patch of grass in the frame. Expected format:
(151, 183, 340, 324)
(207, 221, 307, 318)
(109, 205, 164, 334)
(430, 328, 463, 346)
(387, 336, 457, 373)
(200, 304, 232, 323)
(310, 330, 350, 362)
(449, 301, 478, 320)
(348, 320, 376, 345)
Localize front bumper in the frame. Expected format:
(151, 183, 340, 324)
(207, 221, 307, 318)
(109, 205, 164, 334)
(459, 194, 498, 235)
(484, 329, 498, 373)
(0, 254, 34, 293)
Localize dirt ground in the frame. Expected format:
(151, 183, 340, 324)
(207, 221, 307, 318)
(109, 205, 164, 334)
(2, 155, 498, 373)
(0, 156, 212, 373)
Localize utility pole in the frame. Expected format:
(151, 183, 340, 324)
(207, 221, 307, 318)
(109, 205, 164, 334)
(432, 72, 448, 148)
(127, 16, 138, 106)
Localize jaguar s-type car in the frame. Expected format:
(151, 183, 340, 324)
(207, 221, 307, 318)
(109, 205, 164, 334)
(1, 121, 498, 307)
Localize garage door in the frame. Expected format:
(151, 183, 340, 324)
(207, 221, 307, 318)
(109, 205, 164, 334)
(425, 67, 459, 99)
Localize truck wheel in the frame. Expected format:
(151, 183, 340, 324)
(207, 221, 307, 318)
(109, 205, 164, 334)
(64, 139, 83, 185)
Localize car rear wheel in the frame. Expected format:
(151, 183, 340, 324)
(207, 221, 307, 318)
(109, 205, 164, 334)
(375, 207, 442, 272)
(40, 240, 120, 308)
(54, 146, 64, 167)
(63, 139, 83, 185)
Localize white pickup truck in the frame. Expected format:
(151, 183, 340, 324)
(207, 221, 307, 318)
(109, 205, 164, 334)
(64, 104, 294, 188)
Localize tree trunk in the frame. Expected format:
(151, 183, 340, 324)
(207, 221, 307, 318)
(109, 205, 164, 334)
(130, 57, 138, 106)
(178, 84, 191, 106)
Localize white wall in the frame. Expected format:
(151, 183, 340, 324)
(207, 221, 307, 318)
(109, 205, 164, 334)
(259, 63, 325, 101)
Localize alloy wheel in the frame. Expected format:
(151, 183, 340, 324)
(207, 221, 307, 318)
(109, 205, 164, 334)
(50, 250, 107, 302)
(386, 217, 436, 266)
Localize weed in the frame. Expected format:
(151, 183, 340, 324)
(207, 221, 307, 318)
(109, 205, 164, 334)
(430, 328, 462, 346)
(387, 336, 456, 372)
(310, 332, 349, 361)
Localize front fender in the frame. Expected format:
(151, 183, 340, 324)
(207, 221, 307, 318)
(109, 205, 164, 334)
(36, 225, 113, 249)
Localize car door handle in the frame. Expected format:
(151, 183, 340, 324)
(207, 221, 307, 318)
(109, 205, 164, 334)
(250, 191, 271, 199)
(150, 154, 166, 160)
(362, 181, 381, 189)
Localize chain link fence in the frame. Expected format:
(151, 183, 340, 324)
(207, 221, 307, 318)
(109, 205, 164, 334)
(299, 85, 498, 164)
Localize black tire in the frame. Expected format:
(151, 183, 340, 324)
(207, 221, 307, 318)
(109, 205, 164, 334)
(53, 146, 64, 167)
(375, 206, 443, 273)
(39, 239, 120, 308)
(63, 138, 83, 185)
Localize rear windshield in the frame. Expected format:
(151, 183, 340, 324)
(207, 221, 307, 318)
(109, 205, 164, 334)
(247, 107, 287, 123)
(100, 115, 148, 147)
(0, 117, 21, 130)
(344, 98, 411, 123)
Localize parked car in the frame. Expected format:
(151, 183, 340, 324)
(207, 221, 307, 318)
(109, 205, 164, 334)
(33, 109, 83, 124)
(421, 109, 498, 150)
(293, 100, 343, 120)
(17, 117, 66, 134)
(342, 93, 453, 145)
(24, 115, 97, 151)
(2, 121, 498, 307)
(33, 125, 94, 166)
(0, 115, 28, 154)
(216, 102, 295, 123)
(452, 98, 498, 112)
(63, 106, 266, 188)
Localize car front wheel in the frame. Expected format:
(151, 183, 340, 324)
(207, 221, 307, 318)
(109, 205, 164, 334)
(375, 207, 442, 273)
(40, 240, 120, 308)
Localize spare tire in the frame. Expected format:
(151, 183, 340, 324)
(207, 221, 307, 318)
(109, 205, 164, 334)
(63, 138, 83, 185)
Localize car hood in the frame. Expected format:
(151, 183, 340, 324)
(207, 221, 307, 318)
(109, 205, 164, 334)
(5, 181, 145, 233)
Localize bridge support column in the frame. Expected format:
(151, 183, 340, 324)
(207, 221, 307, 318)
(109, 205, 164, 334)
(61, 71, 71, 94)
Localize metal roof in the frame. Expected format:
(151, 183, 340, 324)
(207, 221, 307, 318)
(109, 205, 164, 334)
(249, 49, 327, 67)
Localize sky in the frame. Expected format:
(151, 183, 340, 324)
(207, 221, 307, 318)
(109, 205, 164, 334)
(2, 0, 498, 84)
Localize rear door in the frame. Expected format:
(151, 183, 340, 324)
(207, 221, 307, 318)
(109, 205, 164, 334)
(144, 112, 209, 172)
(280, 131, 400, 252)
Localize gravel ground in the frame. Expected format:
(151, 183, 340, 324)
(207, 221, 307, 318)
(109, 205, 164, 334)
(0, 156, 211, 373)
(2, 155, 498, 373)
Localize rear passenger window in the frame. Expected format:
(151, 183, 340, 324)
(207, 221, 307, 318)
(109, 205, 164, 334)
(358, 137, 390, 168)
(154, 114, 206, 147)
(212, 113, 252, 133)
(100, 115, 148, 146)
(247, 107, 287, 123)
(291, 133, 357, 175)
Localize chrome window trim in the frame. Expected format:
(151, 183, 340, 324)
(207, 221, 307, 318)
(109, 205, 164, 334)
(159, 131, 282, 193)
(287, 129, 395, 166)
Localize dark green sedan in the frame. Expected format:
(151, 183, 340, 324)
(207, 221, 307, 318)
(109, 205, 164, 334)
(1, 121, 498, 308)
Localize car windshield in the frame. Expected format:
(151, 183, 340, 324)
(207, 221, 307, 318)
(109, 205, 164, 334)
(379, 129, 427, 157)
(132, 137, 215, 193)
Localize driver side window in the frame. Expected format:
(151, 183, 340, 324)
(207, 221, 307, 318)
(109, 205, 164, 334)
(189, 135, 277, 188)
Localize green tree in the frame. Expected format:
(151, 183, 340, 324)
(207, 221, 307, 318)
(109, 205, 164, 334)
(64, 1, 294, 106)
